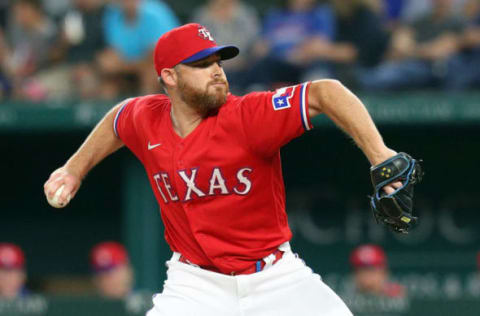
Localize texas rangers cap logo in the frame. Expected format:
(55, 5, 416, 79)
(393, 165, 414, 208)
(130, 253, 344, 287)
(198, 26, 214, 42)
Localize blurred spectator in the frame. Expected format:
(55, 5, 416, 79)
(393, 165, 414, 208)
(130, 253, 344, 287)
(241, 0, 352, 90)
(350, 244, 405, 297)
(98, 0, 179, 98)
(332, 0, 391, 85)
(461, 0, 480, 51)
(0, 1, 7, 96)
(191, 0, 260, 93)
(383, 0, 406, 26)
(357, 0, 466, 90)
(0, 0, 58, 100)
(50, 0, 107, 99)
(61, 0, 106, 65)
(444, 0, 480, 89)
(0, 0, 8, 29)
(401, 0, 468, 23)
(42, 0, 72, 20)
(0, 243, 28, 299)
(400, 0, 432, 23)
(90, 241, 134, 299)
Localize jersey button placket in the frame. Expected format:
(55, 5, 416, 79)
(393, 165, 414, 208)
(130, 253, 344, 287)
(177, 142, 184, 167)
(172, 142, 185, 204)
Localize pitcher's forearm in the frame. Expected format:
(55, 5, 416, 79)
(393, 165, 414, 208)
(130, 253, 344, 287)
(64, 103, 125, 180)
(308, 80, 392, 165)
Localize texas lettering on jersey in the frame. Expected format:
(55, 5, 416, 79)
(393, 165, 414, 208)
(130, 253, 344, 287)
(153, 167, 252, 203)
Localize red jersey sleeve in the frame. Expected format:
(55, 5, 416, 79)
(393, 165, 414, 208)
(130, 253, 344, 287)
(236, 82, 313, 157)
(113, 97, 145, 161)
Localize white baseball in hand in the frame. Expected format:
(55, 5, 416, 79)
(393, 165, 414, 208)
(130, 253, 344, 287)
(47, 184, 71, 208)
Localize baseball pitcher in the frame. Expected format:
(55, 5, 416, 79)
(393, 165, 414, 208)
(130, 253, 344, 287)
(44, 23, 422, 316)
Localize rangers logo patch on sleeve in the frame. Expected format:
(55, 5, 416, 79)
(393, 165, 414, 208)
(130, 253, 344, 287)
(272, 86, 294, 111)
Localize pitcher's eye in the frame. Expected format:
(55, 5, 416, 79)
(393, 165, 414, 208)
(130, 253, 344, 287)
(190, 60, 214, 68)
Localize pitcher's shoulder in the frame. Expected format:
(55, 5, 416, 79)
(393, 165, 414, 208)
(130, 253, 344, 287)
(221, 91, 270, 111)
(134, 94, 171, 113)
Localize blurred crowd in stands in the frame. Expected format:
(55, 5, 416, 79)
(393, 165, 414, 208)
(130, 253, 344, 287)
(0, 241, 136, 299)
(0, 241, 417, 300)
(0, 0, 480, 102)
(3, 240, 480, 308)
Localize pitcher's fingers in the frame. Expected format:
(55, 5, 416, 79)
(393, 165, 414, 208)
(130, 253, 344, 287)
(44, 171, 64, 193)
(392, 181, 403, 189)
(55, 190, 69, 206)
(45, 178, 64, 199)
(383, 185, 395, 195)
(59, 183, 76, 202)
(46, 169, 64, 182)
(43, 175, 58, 191)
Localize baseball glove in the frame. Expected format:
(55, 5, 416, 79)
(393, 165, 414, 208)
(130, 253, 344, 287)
(369, 152, 423, 234)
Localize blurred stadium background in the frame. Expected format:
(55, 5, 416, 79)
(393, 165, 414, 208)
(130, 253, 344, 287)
(1, 0, 480, 315)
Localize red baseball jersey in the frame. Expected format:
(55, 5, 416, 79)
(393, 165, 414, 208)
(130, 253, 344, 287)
(114, 82, 313, 274)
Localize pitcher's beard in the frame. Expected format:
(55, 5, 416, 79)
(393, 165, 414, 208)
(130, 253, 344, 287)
(178, 80, 229, 118)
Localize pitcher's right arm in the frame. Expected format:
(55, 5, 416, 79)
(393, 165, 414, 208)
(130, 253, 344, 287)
(43, 99, 130, 207)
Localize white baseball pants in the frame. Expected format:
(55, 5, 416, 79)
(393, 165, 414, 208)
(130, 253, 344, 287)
(146, 244, 352, 316)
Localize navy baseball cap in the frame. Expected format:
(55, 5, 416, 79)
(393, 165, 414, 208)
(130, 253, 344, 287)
(154, 23, 239, 75)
